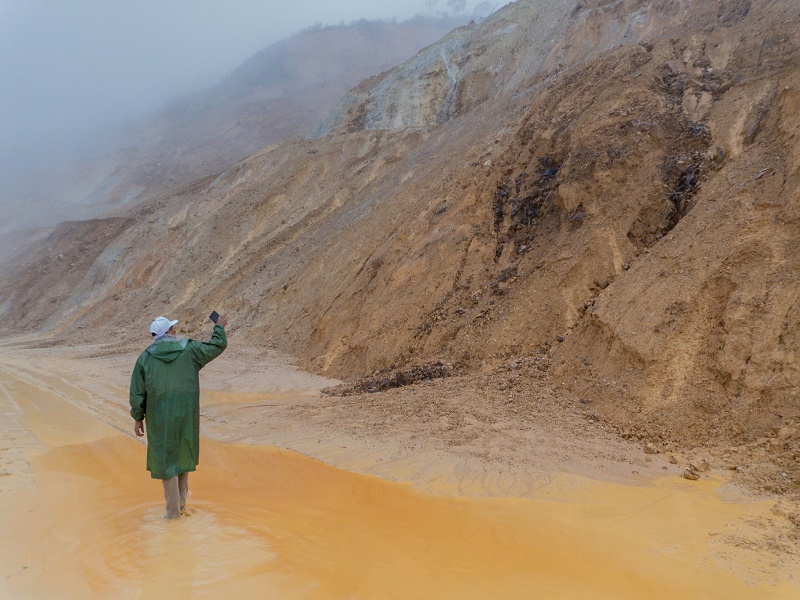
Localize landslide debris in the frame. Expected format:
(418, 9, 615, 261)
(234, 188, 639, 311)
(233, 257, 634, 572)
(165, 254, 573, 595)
(322, 361, 452, 396)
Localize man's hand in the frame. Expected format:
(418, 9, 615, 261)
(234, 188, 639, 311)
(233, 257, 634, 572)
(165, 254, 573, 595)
(134, 420, 145, 437)
(216, 314, 228, 327)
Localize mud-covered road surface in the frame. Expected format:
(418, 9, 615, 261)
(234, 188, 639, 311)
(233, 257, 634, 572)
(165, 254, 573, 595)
(1, 340, 798, 598)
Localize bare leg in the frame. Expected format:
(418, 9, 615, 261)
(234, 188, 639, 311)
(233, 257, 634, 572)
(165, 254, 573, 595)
(178, 472, 189, 512)
(162, 476, 181, 519)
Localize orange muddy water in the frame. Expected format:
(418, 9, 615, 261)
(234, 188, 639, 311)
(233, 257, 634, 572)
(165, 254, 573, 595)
(0, 364, 797, 599)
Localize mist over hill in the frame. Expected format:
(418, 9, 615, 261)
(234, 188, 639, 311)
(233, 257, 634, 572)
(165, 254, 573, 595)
(0, 16, 465, 245)
(2, 0, 799, 496)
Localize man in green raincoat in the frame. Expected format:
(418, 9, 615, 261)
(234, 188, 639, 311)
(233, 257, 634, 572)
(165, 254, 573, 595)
(130, 314, 228, 518)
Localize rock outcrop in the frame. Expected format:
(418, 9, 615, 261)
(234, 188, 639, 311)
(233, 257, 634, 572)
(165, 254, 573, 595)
(312, 0, 754, 137)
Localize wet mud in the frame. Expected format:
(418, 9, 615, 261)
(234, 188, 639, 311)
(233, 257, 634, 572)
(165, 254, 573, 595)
(0, 359, 798, 599)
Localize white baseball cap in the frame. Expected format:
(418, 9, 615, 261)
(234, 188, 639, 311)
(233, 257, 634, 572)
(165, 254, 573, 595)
(150, 316, 179, 338)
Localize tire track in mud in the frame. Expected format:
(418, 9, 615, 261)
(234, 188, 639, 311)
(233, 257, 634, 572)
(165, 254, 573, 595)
(0, 359, 130, 446)
(0, 377, 41, 491)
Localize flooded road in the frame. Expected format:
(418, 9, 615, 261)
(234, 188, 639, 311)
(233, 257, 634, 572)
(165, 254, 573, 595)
(0, 360, 798, 599)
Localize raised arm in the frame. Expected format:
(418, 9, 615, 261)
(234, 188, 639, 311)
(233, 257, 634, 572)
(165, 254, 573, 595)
(189, 320, 228, 369)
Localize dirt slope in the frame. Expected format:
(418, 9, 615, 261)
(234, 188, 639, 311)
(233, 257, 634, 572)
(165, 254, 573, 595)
(99, 18, 467, 207)
(0, 17, 462, 237)
(2, 0, 799, 493)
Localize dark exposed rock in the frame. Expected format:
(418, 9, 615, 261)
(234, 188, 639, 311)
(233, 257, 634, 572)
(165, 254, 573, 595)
(322, 361, 453, 396)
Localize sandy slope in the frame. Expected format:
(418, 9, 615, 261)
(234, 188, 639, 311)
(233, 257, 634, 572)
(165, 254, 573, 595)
(1, 0, 798, 570)
(3, 0, 797, 448)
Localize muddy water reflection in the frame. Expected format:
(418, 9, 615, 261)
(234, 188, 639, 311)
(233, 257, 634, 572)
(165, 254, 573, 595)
(1, 368, 797, 599)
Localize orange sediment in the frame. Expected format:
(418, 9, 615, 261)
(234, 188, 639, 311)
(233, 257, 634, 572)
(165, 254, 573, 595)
(0, 364, 797, 599)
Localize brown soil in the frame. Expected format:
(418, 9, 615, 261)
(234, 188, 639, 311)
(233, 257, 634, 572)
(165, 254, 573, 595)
(1, 0, 799, 520)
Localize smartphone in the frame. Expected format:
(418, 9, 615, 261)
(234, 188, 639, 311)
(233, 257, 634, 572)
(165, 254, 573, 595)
(209, 310, 220, 324)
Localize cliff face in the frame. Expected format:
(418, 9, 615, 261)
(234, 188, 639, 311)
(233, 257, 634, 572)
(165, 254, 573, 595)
(311, 1, 577, 136)
(3, 0, 799, 457)
(311, 0, 752, 137)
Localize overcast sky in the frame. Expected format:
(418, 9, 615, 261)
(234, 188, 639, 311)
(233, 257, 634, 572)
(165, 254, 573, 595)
(0, 0, 502, 180)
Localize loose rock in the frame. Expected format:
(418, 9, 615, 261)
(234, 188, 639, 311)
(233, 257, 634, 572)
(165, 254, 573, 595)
(682, 468, 700, 481)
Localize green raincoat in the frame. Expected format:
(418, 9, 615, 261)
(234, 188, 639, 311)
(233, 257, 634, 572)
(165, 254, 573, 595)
(129, 325, 227, 479)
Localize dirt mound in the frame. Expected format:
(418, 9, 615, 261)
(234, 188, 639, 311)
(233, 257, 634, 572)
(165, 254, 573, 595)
(1, 0, 799, 496)
(322, 361, 453, 396)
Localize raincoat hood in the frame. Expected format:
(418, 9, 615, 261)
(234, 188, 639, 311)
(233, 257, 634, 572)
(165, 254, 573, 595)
(146, 337, 189, 363)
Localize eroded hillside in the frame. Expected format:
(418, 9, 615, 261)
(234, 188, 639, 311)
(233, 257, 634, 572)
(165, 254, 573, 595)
(104, 18, 466, 207)
(0, 17, 462, 238)
(3, 0, 799, 490)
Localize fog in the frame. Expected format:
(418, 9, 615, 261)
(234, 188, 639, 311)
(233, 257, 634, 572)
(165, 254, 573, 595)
(0, 0, 504, 190)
